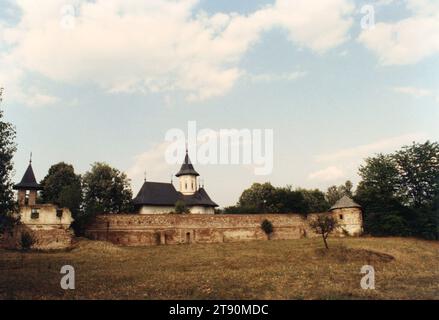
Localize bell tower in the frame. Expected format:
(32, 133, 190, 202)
(175, 149, 199, 195)
(13, 155, 43, 206)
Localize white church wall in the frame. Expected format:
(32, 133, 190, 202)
(139, 206, 175, 214)
(189, 206, 215, 214)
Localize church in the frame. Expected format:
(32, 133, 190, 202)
(133, 150, 218, 214)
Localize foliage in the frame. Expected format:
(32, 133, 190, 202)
(309, 215, 338, 249)
(175, 200, 190, 214)
(79, 163, 133, 234)
(261, 219, 274, 239)
(0, 90, 19, 232)
(325, 180, 353, 206)
(225, 183, 329, 214)
(40, 162, 82, 218)
(20, 232, 35, 250)
(356, 141, 439, 239)
(296, 188, 329, 213)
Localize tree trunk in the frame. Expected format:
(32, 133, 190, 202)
(322, 234, 329, 249)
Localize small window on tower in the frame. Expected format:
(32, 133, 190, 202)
(56, 209, 63, 218)
(25, 191, 30, 206)
(185, 183, 187, 190)
(31, 208, 39, 220)
(339, 214, 344, 220)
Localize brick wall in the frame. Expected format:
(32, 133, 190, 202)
(84, 213, 326, 246)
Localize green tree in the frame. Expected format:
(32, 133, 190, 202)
(80, 163, 133, 234)
(297, 188, 329, 213)
(356, 142, 439, 239)
(326, 180, 354, 206)
(40, 162, 82, 218)
(394, 141, 439, 208)
(237, 182, 278, 213)
(0, 89, 18, 232)
(274, 186, 307, 213)
(225, 183, 328, 214)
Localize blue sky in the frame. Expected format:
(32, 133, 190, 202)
(1, 0, 438, 206)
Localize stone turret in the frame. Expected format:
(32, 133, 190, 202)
(329, 195, 363, 236)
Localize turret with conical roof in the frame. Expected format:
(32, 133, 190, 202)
(329, 195, 361, 211)
(14, 156, 42, 206)
(329, 195, 363, 236)
(176, 149, 199, 195)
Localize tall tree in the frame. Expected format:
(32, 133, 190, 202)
(75, 162, 133, 235)
(356, 142, 439, 239)
(326, 180, 354, 207)
(82, 162, 133, 214)
(225, 183, 328, 214)
(0, 88, 18, 231)
(394, 141, 439, 208)
(237, 182, 278, 213)
(297, 188, 329, 213)
(40, 162, 82, 218)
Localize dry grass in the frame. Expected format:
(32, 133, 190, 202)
(0, 237, 438, 300)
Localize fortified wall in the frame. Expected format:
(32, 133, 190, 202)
(85, 209, 363, 246)
(0, 204, 74, 250)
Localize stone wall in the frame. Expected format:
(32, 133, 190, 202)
(0, 204, 75, 250)
(0, 225, 74, 250)
(85, 211, 363, 247)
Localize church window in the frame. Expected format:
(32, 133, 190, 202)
(25, 191, 30, 206)
(339, 214, 343, 220)
(185, 182, 187, 190)
(56, 209, 63, 218)
(31, 208, 39, 220)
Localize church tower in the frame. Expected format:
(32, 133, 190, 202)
(175, 150, 199, 195)
(13, 156, 43, 206)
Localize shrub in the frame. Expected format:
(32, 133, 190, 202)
(20, 232, 35, 251)
(261, 219, 274, 239)
(175, 200, 190, 214)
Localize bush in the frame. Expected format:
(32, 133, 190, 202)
(20, 232, 35, 251)
(261, 219, 274, 239)
(175, 200, 189, 214)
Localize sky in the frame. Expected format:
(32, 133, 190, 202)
(1, 0, 438, 207)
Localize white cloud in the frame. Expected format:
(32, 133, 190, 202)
(393, 86, 439, 103)
(308, 132, 429, 185)
(315, 132, 428, 163)
(1, 0, 354, 105)
(308, 166, 344, 181)
(248, 70, 307, 83)
(358, 0, 439, 65)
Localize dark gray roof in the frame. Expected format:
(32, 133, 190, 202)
(181, 188, 218, 207)
(330, 195, 361, 210)
(13, 163, 42, 190)
(175, 152, 199, 177)
(133, 182, 180, 206)
(133, 182, 218, 207)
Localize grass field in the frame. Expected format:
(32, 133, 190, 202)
(0, 237, 438, 300)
